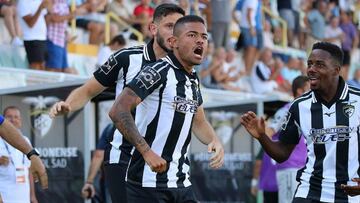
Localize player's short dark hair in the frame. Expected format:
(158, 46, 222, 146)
(3, 106, 20, 115)
(312, 41, 343, 67)
(292, 75, 309, 96)
(173, 15, 205, 36)
(109, 34, 126, 46)
(153, 3, 185, 23)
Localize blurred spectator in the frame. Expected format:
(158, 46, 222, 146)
(45, 0, 75, 73)
(305, 1, 326, 45)
(0, 106, 38, 203)
(17, 0, 50, 70)
(178, 0, 190, 15)
(197, 40, 215, 84)
(280, 57, 303, 84)
(133, 0, 154, 41)
(263, 20, 274, 49)
(75, 0, 113, 45)
(340, 10, 358, 80)
(201, 47, 229, 89)
(210, 0, 231, 48)
(339, 0, 354, 12)
(324, 15, 344, 48)
(250, 48, 279, 94)
(107, 0, 145, 32)
(347, 68, 360, 88)
(277, 0, 296, 47)
(0, 1, 23, 46)
(240, 0, 262, 75)
(97, 34, 126, 67)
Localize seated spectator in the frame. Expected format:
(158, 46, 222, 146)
(107, 0, 145, 32)
(280, 57, 303, 84)
(46, 0, 76, 73)
(263, 20, 274, 49)
(250, 48, 279, 94)
(75, 0, 116, 45)
(0, 1, 22, 46)
(17, 0, 50, 70)
(347, 68, 360, 88)
(97, 34, 126, 67)
(324, 15, 344, 48)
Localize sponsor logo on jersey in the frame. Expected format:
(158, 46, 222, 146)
(173, 96, 199, 114)
(309, 126, 353, 144)
(100, 55, 118, 75)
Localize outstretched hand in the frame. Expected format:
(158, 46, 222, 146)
(240, 111, 265, 139)
(208, 138, 224, 169)
(49, 101, 71, 118)
(341, 178, 360, 196)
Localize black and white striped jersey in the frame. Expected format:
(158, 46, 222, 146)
(94, 40, 157, 165)
(126, 52, 203, 188)
(279, 78, 360, 203)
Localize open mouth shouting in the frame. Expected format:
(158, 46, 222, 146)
(193, 46, 204, 59)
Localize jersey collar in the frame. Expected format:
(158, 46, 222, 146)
(163, 52, 196, 75)
(312, 76, 349, 107)
(143, 39, 157, 62)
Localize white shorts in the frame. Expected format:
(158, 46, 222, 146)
(276, 168, 299, 203)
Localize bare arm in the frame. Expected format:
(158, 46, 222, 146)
(109, 88, 167, 173)
(240, 111, 295, 163)
(23, 0, 50, 27)
(49, 77, 106, 118)
(0, 120, 48, 189)
(192, 106, 224, 169)
(81, 149, 104, 198)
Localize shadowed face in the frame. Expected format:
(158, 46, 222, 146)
(4, 108, 22, 129)
(152, 13, 184, 52)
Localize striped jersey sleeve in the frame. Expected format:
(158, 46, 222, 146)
(93, 46, 143, 87)
(279, 102, 301, 144)
(127, 62, 169, 100)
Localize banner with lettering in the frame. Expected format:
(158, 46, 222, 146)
(35, 147, 84, 203)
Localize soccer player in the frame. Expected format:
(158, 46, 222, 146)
(240, 42, 360, 202)
(49, 3, 185, 202)
(109, 15, 224, 203)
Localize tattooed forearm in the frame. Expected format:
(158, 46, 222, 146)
(115, 111, 150, 154)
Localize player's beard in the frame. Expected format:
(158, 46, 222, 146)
(156, 31, 171, 53)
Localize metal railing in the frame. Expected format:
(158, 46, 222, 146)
(105, 12, 144, 44)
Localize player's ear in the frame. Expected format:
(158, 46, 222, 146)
(168, 36, 178, 49)
(149, 22, 157, 36)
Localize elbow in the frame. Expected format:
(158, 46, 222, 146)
(108, 106, 119, 123)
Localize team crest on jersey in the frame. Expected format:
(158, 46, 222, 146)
(281, 111, 291, 130)
(100, 55, 118, 75)
(343, 104, 355, 118)
(136, 66, 161, 89)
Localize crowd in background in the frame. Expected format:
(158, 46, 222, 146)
(1, 0, 360, 93)
(2, 0, 360, 202)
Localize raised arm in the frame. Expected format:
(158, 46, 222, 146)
(49, 77, 106, 118)
(192, 106, 224, 169)
(240, 111, 295, 163)
(109, 88, 167, 173)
